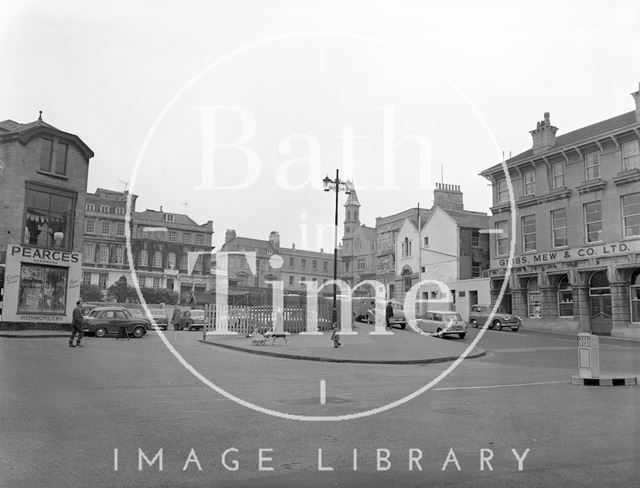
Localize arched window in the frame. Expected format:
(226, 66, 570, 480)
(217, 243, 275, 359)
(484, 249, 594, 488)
(527, 277, 541, 318)
(402, 266, 413, 293)
(589, 271, 610, 296)
(630, 270, 640, 323)
(558, 276, 573, 317)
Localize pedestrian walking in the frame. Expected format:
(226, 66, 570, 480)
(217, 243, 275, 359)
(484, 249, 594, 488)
(171, 306, 182, 328)
(69, 300, 84, 348)
(330, 323, 341, 348)
(385, 301, 394, 329)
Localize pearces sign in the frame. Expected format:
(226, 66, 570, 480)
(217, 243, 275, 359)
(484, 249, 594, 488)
(2, 244, 82, 323)
(492, 240, 637, 269)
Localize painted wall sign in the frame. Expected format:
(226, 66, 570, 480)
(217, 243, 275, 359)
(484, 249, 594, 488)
(491, 241, 638, 269)
(2, 245, 82, 323)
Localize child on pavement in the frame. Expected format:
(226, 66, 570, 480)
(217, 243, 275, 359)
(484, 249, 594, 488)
(330, 323, 341, 348)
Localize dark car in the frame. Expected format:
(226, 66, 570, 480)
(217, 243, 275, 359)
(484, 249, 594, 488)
(468, 304, 521, 331)
(83, 306, 150, 338)
(174, 310, 205, 331)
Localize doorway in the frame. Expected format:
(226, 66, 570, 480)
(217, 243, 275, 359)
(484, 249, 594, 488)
(589, 271, 612, 335)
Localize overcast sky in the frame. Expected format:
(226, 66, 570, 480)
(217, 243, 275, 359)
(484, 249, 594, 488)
(2, 0, 639, 252)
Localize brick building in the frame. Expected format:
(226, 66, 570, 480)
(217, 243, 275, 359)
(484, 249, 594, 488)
(0, 114, 93, 324)
(481, 83, 640, 338)
(82, 188, 137, 291)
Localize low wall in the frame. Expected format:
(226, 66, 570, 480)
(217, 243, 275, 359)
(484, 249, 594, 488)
(0, 321, 72, 331)
(520, 318, 579, 334)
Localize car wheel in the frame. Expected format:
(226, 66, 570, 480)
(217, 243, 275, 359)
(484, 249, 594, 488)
(400, 323, 406, 330)
(95, 327, 107, 338)
(493, 320, 502, 331)
(470, 319, 478, 328)
(132, 326, 145, 338)
(458, 333, 466, 339)
(436, 328, 444, 338)
(511, 327, 519, 332)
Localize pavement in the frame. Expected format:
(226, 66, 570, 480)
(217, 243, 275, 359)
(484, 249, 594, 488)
(200, 322, 485, 364)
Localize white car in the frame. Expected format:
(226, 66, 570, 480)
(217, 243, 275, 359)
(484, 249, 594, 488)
(416, 311, 467, 339)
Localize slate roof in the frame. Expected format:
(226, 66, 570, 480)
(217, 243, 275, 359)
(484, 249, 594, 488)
(134, 209, 211, 230)
(0, 114, 94, 158)
(481, 110, 638, 176)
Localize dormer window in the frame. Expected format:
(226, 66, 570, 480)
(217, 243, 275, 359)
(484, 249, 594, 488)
(165, 214, 175, 223)
(114, 207, 125, 215)
(99, 205, 110, 213)
(86, 203, 95, 212)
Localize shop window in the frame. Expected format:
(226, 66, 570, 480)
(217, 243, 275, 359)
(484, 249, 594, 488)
(622, 192, 640, 238)
(630, 270, 640, 323)
(527, 278, 541, 318)
(523, 169, 535, 196)
(589, 271, 611, 296)
(402, 267, 412, 293)
(622, 140, 640, 170)
(584, 201, 602, 243)
(470, 231, 478, 248)
(98, 273, 108, 289)
(585, 151, 600, 180)
(18, 264, 68, 313)
(23, 183, 76, 250)
(551, 161, 566, 189)
(522, 215, 536, 252)
(558, 277, 573, 317)
(551, 208, 567, 248)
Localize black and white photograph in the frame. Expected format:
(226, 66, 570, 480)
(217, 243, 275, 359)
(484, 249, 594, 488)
(1, 1, 639, 487)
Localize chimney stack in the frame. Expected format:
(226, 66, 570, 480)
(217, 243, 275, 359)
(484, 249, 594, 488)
(225, 229, 236, 244)
(269, 231, 280, 249)
(530, 112, 558, 154)
(433, 183, 464, 211)
(632, 83, 640, 123)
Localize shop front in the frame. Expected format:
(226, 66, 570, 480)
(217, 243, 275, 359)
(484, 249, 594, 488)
(1, 244, 81, 324)
(488, 240, 640, 338)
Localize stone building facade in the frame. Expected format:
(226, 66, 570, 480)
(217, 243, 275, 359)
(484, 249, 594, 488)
(481, 83, 640, 338)
(82, 188, 137, 291)
(220, 230, 335, 294)
(130, 208, 214, 300)
(0, 114, 93, 324)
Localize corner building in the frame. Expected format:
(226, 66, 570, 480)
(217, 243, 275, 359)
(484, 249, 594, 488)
(0, 114, 93, 325)
(481, 84, 640, 338)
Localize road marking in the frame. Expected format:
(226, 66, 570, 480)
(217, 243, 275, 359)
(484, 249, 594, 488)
(492, 346, 575, 353)
(434, 380, 565, 391)
(320, 380, 326, 404)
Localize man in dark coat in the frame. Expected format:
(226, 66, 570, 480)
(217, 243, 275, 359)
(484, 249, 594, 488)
(69, 300, 84, 347)
(385, 301, 394, 329)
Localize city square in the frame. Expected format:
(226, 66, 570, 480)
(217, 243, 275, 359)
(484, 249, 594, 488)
(1, 1, 640, 487)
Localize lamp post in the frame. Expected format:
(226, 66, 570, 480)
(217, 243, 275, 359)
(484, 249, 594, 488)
(322, 169, 351, 325)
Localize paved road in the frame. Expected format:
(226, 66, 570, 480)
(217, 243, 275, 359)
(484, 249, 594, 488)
(1, 326, 639, 487)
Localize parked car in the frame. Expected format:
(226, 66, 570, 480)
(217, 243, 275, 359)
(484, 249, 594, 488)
(174, 309, 206, 331)
(365, 301, 407, 329)
(147, 308, 169, 330)
(82, 306, 150, 338)
(468, 304, 521, 331)
(416, 311, 467, 339)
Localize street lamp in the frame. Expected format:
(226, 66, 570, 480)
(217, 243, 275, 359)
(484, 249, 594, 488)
(322, 169, 351, 325)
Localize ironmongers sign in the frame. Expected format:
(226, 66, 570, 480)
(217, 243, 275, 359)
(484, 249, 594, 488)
(491, 240, 639, 269)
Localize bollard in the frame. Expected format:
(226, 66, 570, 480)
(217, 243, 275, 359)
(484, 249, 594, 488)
(577, 333, 599, 379)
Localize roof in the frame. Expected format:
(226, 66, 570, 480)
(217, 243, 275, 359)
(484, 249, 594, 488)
(0, 114, 94, 159)
(376, 207, 432, 228)
(482, 110, 638, 176)
(222, 235, 334, 257)
(344, 186, 361, 207)
(438, 208, 490, 228)
(134, 209, 212, 231)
